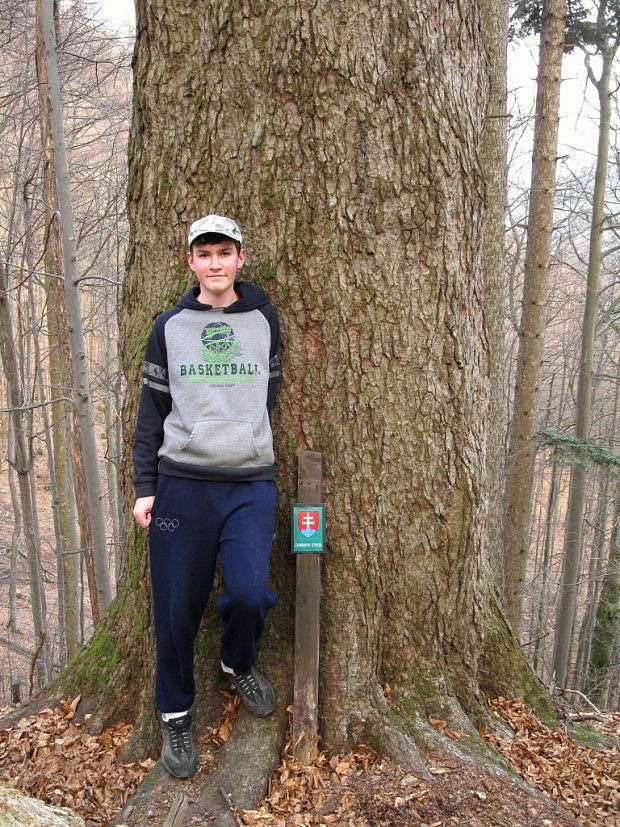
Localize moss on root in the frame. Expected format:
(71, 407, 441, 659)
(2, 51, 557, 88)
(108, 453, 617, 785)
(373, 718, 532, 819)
(53, 614, 119, 701)
(479, 596, 558, 723)
(391, 669, 439, 720)
(567, 722, 620, 751)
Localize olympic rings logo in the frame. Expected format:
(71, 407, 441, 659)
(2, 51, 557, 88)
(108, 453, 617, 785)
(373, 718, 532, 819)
(155, 517, 179, 532)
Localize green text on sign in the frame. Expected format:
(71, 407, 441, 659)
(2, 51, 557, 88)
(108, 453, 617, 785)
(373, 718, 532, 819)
(292, 504, 326, 553)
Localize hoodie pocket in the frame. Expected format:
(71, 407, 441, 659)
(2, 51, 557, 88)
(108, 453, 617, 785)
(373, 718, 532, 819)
(182, 419, 258, 467)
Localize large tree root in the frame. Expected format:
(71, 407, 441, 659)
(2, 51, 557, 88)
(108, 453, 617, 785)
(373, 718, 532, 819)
(111, 665, 291, 827)
(333, 681, 579, 827)
(386, 693, 581, 827)
(190, 701, 289, 825)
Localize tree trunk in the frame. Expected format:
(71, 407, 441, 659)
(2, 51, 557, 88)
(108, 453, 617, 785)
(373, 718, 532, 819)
(586, 492, 619, 703)
(103, 287, 124, 581)
(552, 39, 615, 688)
(525, 452, 548, 644)
(606, 627, 620, 708)
(503, 0, 566, 633)
(7, 428, 22, 635)
(125, 0, 496, 741)
(35, 0, 82, 658)
(26, 0, 554, 817)
(38, 0, 112, 614)
(479, 0, 509, 592)
(593, 356, 620, 705)
(24, 189, 65, 669)
(0, 93, 50, 687)
(533, 447, 561, 677)
(572, 469, 609, 691)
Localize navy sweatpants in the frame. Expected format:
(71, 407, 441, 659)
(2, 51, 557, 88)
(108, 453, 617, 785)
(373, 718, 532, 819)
(148, 475, 277, 713)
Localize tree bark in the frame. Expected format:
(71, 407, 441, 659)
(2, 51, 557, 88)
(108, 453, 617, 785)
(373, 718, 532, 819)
(503, 0, 566, 633)
(479, 0, 509, 593)
(103, 286, 124, 581)
(125, 0, 496, 744)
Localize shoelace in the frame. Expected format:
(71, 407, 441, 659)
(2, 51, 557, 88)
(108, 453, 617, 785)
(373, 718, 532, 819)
(234, 672, 259, 697)
(167, 718, 192, 753)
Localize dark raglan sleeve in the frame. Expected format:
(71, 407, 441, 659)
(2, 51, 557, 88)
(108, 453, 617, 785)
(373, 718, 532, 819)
(133, 315, 173, 498)
(264, 303, 281, 417)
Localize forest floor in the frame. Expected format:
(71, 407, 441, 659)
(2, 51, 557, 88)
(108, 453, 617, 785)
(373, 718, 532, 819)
(0, 691, 619, 827)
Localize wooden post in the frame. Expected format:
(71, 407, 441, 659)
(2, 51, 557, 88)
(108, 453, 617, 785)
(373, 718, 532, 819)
(292, 451, 322, 764)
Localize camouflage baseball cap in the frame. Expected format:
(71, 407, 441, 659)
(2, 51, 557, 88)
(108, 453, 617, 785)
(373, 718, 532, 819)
(188, 214, 243, 247)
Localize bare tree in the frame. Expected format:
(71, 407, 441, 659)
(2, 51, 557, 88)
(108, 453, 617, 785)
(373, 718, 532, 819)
(38, 0, 112, 615)
(503, 0, 566, 632)
(34, 0, 81, 657)
(6, 428, 22, 636)
(0, 0, 52, 687)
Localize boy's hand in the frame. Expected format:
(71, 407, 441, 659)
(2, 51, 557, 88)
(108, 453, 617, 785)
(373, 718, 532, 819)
(133, 496, 155, 528)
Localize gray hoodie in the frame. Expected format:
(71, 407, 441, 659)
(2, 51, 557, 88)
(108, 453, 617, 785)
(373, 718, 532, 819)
(133, 282, 280, 497)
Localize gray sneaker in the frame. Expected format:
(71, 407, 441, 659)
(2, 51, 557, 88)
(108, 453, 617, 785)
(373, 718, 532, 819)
(228, 667, 276, 717)
(160, 712, 197, 778)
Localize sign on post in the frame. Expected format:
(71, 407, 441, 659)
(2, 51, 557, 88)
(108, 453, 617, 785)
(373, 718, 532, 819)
(292, 504, 326, 553)
(292, 452, 323, 764)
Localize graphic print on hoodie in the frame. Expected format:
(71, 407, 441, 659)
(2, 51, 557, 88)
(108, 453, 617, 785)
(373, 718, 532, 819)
(133, 282, 281, 497)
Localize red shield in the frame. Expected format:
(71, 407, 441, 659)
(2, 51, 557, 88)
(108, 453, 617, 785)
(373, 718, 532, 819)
(297, 510, 318, 535)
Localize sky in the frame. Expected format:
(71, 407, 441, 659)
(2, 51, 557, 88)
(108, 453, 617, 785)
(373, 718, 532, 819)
(95, 0, 134, 32)
(508, 38, 602, 183)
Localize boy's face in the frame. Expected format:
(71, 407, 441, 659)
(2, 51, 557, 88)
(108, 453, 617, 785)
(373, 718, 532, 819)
(188, 239, 246, 307)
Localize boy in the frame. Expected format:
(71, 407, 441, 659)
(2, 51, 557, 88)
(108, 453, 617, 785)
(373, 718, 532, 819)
(132, 214, 280, 779)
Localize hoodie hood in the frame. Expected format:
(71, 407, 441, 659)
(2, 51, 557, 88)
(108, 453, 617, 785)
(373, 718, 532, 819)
(178, 281, 269, 313)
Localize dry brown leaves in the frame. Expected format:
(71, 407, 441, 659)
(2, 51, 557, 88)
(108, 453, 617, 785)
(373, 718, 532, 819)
(242, 714, 379, 826)
(1, 695, 618, 827)
(202, 691, 241, 748)
(428, 716, 466, 742)
(240, 729, 569, 827)
(0, 696, 154, 827)
(481, 697, 620, 827)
